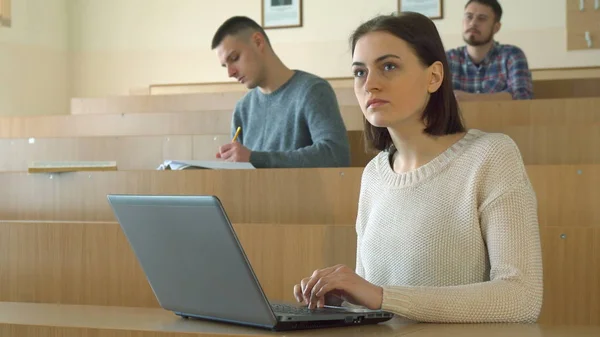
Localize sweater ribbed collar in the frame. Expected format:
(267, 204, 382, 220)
(376, 129, 482, 188)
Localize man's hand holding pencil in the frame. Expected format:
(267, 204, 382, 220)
(216, 126, 251, 162)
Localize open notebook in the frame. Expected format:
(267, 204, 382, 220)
(157, 160, 255, 170)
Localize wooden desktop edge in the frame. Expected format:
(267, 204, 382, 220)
(27, 166, 118, 173)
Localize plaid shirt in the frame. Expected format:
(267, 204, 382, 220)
(446, 42, 533, 100)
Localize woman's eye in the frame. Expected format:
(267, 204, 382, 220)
(383, 63, 396, 71)
(353, 69, 366, 77)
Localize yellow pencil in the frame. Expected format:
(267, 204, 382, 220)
(232, 126, 241, 142)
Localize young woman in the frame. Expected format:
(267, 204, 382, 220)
(293, 13, 543, 323)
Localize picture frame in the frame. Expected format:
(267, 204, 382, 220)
(261, 0, 303, 29)
(398, 0, 443, 20)
(0, 0, 11, 27)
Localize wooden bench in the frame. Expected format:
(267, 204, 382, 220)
(0, 135, 223, 172)
(142, 70, 600, 99)
(533, 78, 600, 100)
(0, 167, 596, 228)
(3, 99, 599, 138)
(0, 219, 597, 324)
(69, 90, 600, 116)
(0, 124, 597, 172)
(0, 98, 598, 171)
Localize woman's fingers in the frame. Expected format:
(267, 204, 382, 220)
(293, 284, 307, 304)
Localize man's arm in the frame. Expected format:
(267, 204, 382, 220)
(505, 47, 533, 100)
(249, 82, 351, 168)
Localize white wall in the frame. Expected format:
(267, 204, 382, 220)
(64, 0, 600, 98)
(0, 0, 70, 116)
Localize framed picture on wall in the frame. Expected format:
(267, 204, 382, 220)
(262, 0, 303, 29)
(398, 0, 443, 20)
(0, 0, 11, 27)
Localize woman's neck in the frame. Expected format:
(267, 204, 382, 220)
(388, 122, 466, 174)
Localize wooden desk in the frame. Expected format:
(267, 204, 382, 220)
(3, 98, 600, 138)
(0, 302, 422, 337)
(0, 302, 597, 337)
(0, 166, 597, 228)
(0, 220, 597, 325)
(0, 168, 597, 325)
(0, 124, 598, 173)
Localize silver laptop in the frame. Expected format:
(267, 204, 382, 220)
(106, 194, 393, 331)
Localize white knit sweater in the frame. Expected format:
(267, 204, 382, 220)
(356, 129, 543, 323)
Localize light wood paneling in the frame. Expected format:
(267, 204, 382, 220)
(500, 126, 600, 165)
(459, 98, 600, 128)
(0, 126, 597, 173)
(5, 98, 600, 138)
(0, 136, 193, 172)
(69, 91, 600, 120)
(0, 169, 363, 224)
(348, 131, 376, 167)
(0, 221, 597, 325)
(0, 110, 233, 138)
(71, 92, 246, 115)
(539, 227, 596, 325)
(566, 0, 600, 51)
(532, 67, 600, 80)
(0, 166, 597, 228)
(534, 78, 600, 99)
(593, 228, 600, 325)
(528, 166, 600, 229)
(0, 221, 157, 307)
(355, 125, 600, 166)
(0, 133, 371, 172)
(0, 221, 354, 307)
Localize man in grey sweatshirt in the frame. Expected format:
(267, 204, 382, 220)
(211, 16, 351, 168)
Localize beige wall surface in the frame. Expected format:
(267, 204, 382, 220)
(0, 0, 69, 116)
(69, 0, 600, 98)
(2, 0, 599, 115)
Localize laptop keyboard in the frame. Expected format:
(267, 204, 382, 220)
(271, 303, 344, 315)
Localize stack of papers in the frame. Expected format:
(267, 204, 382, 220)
(157, 160, 255, 170)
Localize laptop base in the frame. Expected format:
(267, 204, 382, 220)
(177, 311, 393, 331)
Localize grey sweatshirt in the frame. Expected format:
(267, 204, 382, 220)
(231, 70, 351, 168)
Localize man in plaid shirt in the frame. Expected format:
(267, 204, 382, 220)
(446, 0, 533, 101)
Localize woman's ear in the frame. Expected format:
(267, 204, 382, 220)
(427, 61, 444, 93)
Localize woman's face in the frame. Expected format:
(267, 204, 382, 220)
(352, 31, 441, 129)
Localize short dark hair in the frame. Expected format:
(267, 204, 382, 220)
(350, 13, 465, 152)
(466, 0, 503, 22)
(211, 16, 271, 49)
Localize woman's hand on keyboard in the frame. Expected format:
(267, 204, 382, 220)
(293, 264, 383, 310)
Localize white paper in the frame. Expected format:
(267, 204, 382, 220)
(158, 160, 255, 170)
